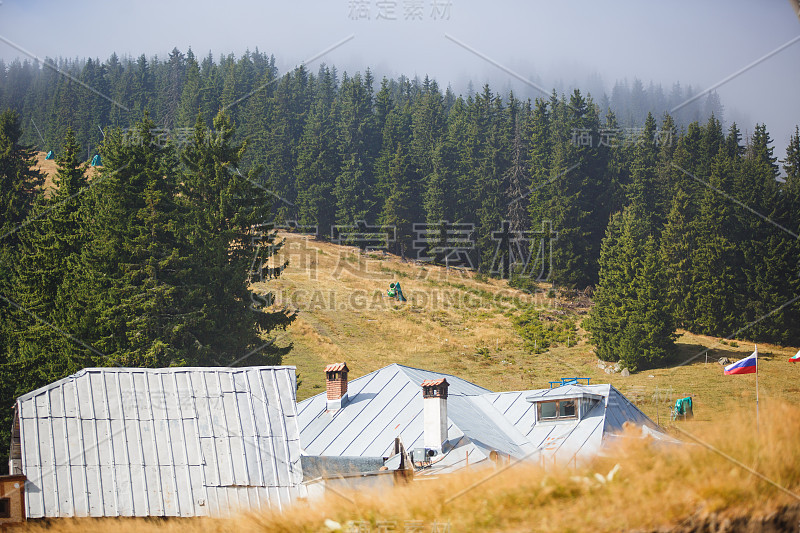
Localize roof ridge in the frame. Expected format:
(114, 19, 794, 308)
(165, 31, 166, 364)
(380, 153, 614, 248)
(75, 365, 297, 372)
(393, 364, 492, 391)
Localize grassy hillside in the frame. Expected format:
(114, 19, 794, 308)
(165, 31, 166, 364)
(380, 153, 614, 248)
(257, 232, 800, 424)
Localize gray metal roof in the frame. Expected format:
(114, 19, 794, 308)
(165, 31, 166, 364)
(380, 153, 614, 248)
(297, 364, 490, 459)
(15, 366, 303, 518)
(298, 365, 672, 473)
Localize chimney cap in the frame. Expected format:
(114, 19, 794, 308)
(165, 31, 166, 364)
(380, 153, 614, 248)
(325, 362, 349, 373)
(421, 378, 449, 399)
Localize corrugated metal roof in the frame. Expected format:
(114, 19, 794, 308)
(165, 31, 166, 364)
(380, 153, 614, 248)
(298, 366, 671, 473)
(16, 366, 303, 518)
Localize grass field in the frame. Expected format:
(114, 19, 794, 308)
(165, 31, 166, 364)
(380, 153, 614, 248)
(256, 232, 800, 426)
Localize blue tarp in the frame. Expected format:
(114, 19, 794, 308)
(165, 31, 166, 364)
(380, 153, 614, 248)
(90, 154, 102, 167)
(672, 396, 693, 420)
(45, 150, 54, 160)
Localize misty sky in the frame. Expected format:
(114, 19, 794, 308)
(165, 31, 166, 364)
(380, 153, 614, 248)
(1, 0, 799, 149)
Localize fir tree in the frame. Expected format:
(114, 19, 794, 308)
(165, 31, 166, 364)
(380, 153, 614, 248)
(10, 129, 91, 395)
(180, 112, 295, 365)
(587, 205, 675, 370)
(0, 109, 44, 246)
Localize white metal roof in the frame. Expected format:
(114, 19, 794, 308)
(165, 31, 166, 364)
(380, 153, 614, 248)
(297, 365, 672, 473)
(15, 366, 303, 518)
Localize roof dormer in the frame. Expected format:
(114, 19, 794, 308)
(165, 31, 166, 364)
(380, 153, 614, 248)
(526, 388, 604, 423)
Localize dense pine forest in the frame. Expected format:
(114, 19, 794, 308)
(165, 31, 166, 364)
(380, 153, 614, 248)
(1, 48, 800, 468)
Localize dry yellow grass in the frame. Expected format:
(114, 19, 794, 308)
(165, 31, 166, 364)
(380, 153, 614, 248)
(20, 400, 800, 532)
(33, 151, 99, 196)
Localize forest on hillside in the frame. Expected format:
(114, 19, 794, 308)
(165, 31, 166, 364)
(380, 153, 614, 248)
(1, 49, 800, 468)
(0, 49, 724, 156)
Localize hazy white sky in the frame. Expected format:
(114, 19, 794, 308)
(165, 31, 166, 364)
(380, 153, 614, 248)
(1, 0, 799, 148)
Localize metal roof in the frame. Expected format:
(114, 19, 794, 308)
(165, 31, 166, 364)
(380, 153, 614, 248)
(15, 366, 303, 518)
(297, 366, 672, 473)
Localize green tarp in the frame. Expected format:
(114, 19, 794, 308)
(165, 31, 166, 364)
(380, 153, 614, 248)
(45, 150, 54, 160)
(91, 154, 102, 167)
(387, 282, 407, 302)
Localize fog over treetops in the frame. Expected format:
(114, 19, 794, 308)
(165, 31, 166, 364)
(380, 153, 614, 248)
(0, 0, 798, 146)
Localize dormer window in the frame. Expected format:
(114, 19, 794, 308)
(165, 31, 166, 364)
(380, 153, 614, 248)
(537, 399, 577, 421)
(527, 386, 605, 423)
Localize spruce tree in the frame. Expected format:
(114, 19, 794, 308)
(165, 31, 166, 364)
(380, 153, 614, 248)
(784, 126, 800, 194)
(295, 67, 340, 234)
(180, 112, 295, 365)
(660, 188, 698, 328)
(66, 116, 188, 366)
(690, 149, 741, 336)
(379, 144, 415, 254)
(0, 109, 44, 246)
(334, 72, 377, 229)
(534, 90, 604, 288)
(738, 125, 799, 342)
(0, 110, 44, 473)
(10, 129, 91, 394)
(626, 112, 658, 229)
(587, 205, 676, 370)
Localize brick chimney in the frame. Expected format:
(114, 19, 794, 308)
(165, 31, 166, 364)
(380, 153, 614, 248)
(422, 378, 449, 451)
(325, 362, 349, 411)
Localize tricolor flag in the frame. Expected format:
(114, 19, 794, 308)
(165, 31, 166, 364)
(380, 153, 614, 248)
(791, 350, 800, 363)
(724, 349, 757, 375)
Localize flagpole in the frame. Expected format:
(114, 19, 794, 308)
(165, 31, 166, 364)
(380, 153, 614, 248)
(755, 344, 759, 435)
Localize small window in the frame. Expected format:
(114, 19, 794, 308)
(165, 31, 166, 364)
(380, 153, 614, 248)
(0, 497, 10, 518)
(560, 400, 576, 417)
(537, 400, 578, 421)
(539, 401, 557, 419)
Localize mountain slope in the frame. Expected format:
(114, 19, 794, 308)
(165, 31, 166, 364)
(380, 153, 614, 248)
(256, 232, 800, 423)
